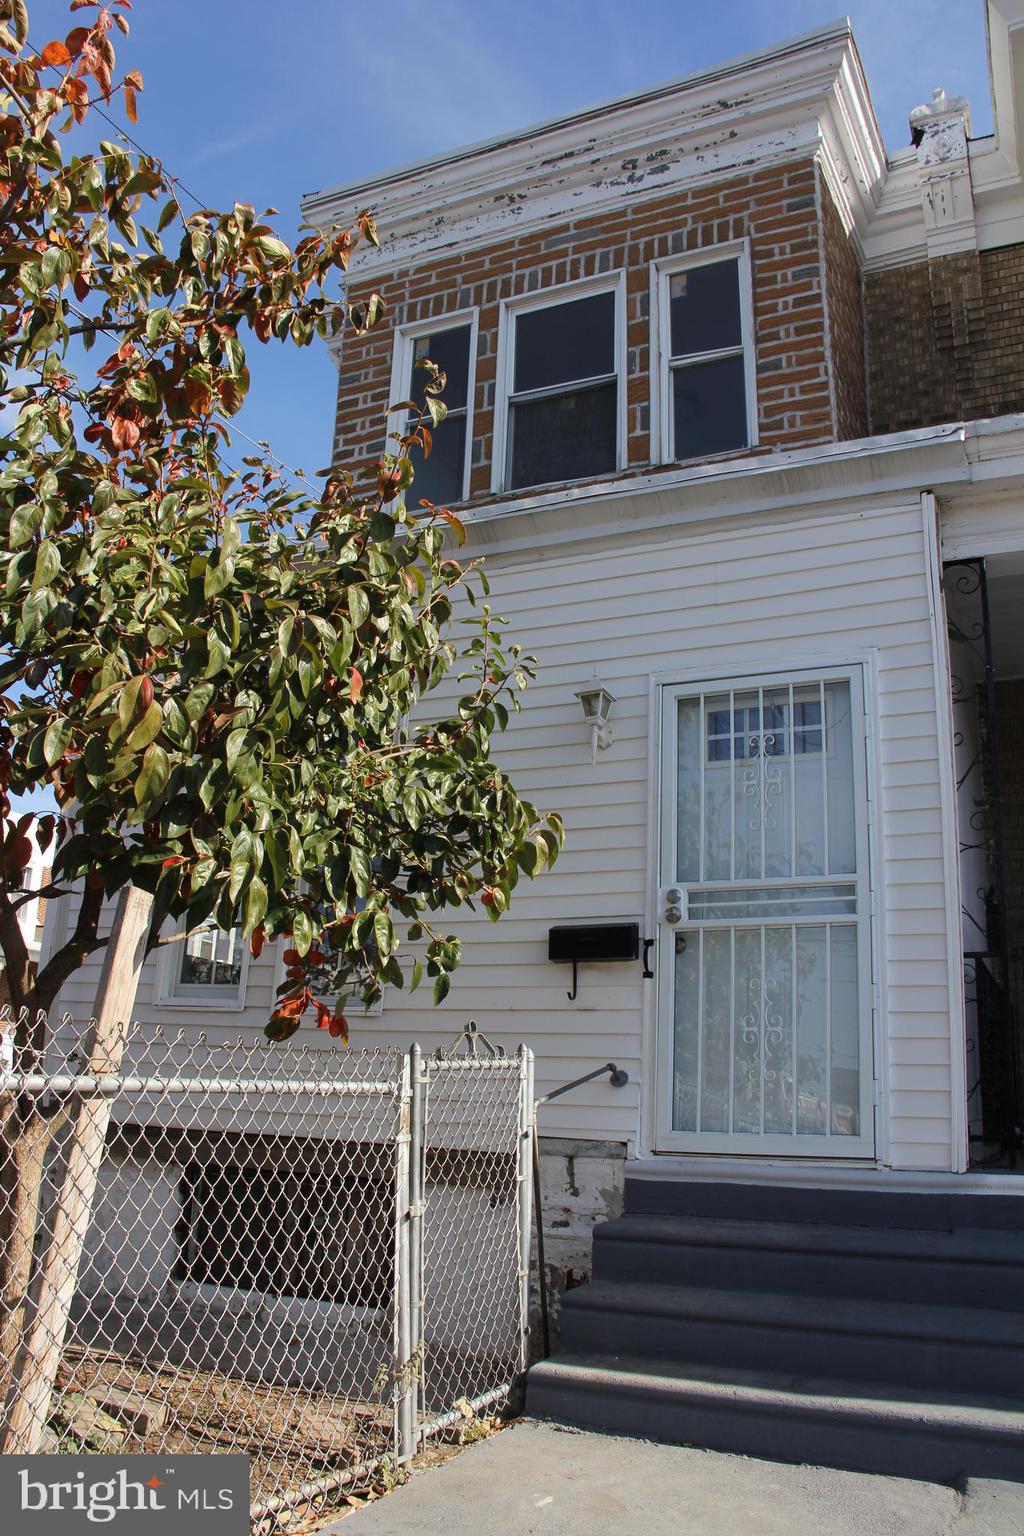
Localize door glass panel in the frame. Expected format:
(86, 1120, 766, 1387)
(672, 931, 700, 1132)
(701, 928, 732, 1132)
(830, 924, 860, 1135)
(795, 925, 828, 1135)
(669, 673, 866, 1149)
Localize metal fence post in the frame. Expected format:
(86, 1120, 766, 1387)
(408, 1044, 427, 1450)
(393, 1050, 415, 1463)
(516, 1047, 535, 1374)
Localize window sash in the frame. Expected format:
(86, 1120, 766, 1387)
(494, 276, 624, 494)
(654, 244, 756, 466)
(388, 311, 477, 506)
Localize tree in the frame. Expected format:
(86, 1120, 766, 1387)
(0, 0, 562, 1444)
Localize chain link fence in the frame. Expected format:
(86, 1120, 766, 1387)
(0, 1011, 532, 1525)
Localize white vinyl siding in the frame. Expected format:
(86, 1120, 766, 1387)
(46, 499, 957, 1170)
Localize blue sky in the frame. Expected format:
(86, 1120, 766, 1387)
(29, 0, 997, 489)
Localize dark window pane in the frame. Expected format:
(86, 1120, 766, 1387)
(669, 260, 742, 358)
(514, 292, 615, 393)
(406, 414, 467, 506)
(672, 354, 748, 460)
(408, 325, 471, 411)
(509, 380, 617, 490)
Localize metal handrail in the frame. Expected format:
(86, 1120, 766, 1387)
(532, 1062, 629, 1360)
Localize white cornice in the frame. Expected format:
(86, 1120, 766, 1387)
(302, 23, 887, 278)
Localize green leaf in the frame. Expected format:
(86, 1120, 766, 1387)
(123, 701, 163, 754)
(373, 909, 394, 959)
(292, 908, 314, 956)
(9, 499, 44, 548)
(134, 743, 170, 808)
(244, 874, 268, 934)
(31, 540, 60, 590)
(43, 716, 71, 767)
(432, 971, 451, 1005)
(350, 846, 371, 898)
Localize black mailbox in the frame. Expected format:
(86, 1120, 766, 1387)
(548, 922, 640, 1000)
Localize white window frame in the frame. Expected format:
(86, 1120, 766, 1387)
(386, 307, 478, 507)
(154, 919, 250, 1011)
(491, 271, 627, 496)
(654, 659, 876, 1159)
(650, 239, 758, 466)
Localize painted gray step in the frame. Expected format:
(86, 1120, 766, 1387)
(624, 1176, 1024, 1231)
(592, 1214, 1024, 1310)
(558, 1280, 1024, 1399)
(526, 1353, 1024, 1483)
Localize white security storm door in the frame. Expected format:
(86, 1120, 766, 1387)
(656, 668, 875, 1156)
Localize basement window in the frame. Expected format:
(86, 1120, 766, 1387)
(156, 918, 248, 1008)
(174, 1154, 393, 1307)
(655, 245, 756, 463)
(498, 281, 622, 493)
(392, 316, 475, 507)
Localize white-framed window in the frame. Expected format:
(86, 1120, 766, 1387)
(651, 241, 757, 465)
(155, 918, 249, 1010)
(388, 309, 477, 507)
(492, 273, 626, 495)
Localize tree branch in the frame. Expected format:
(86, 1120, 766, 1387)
(33, 881, 106, 1016)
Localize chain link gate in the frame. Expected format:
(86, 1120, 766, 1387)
(0, 1012, 533, 1525)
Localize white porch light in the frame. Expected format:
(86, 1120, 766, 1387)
(575, 679, 615, 764)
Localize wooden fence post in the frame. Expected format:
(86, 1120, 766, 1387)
(2, 885, 153, 1453)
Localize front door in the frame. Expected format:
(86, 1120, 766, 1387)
(655, 667, 875, 1156)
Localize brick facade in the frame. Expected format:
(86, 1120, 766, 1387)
(333, 158, 846, 504)
(864, 245, 1024, 435)
(819, 171, 868, 441)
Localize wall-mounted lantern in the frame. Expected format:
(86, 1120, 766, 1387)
(574, 680, 615, 764)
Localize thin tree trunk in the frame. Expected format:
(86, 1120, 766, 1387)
(1, 886, 153, 1453)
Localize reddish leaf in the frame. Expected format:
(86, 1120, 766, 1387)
(161, 855, 187, 868)
(249, 923, 266, 958)
(110, 415, 140, 451)
(41, 40, 72, 66)
(282, 947, 301, 965)
(328, 1012, 349, 1042)
(124, 85, 137, 123)
(348, 667, 363, 702)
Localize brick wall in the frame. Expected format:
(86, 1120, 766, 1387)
(818, 170, 867, 441)
(332, 157, 840, 504)
(865, 244, 1024, 435)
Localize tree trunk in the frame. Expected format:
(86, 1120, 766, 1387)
(0, 885, 153, 1453)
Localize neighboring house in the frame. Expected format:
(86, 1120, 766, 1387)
(42, 0, 1024, 1478)
(0, 812, 48, 1007)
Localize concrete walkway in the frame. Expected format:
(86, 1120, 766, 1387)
(327, 1422, 1024, 1536)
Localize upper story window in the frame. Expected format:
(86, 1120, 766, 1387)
(390, 314, 476, 507)
(495, 278, 623, 494)
(156, 918, 248, 1009)
(654, 244, 756, 464)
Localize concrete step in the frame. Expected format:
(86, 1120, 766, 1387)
(558, 1280, 1024, 1398)
(526, 1353, 1024, 1483)
(623, 1176, 1024, 1231)
(592, 1213, 1024, 1310)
